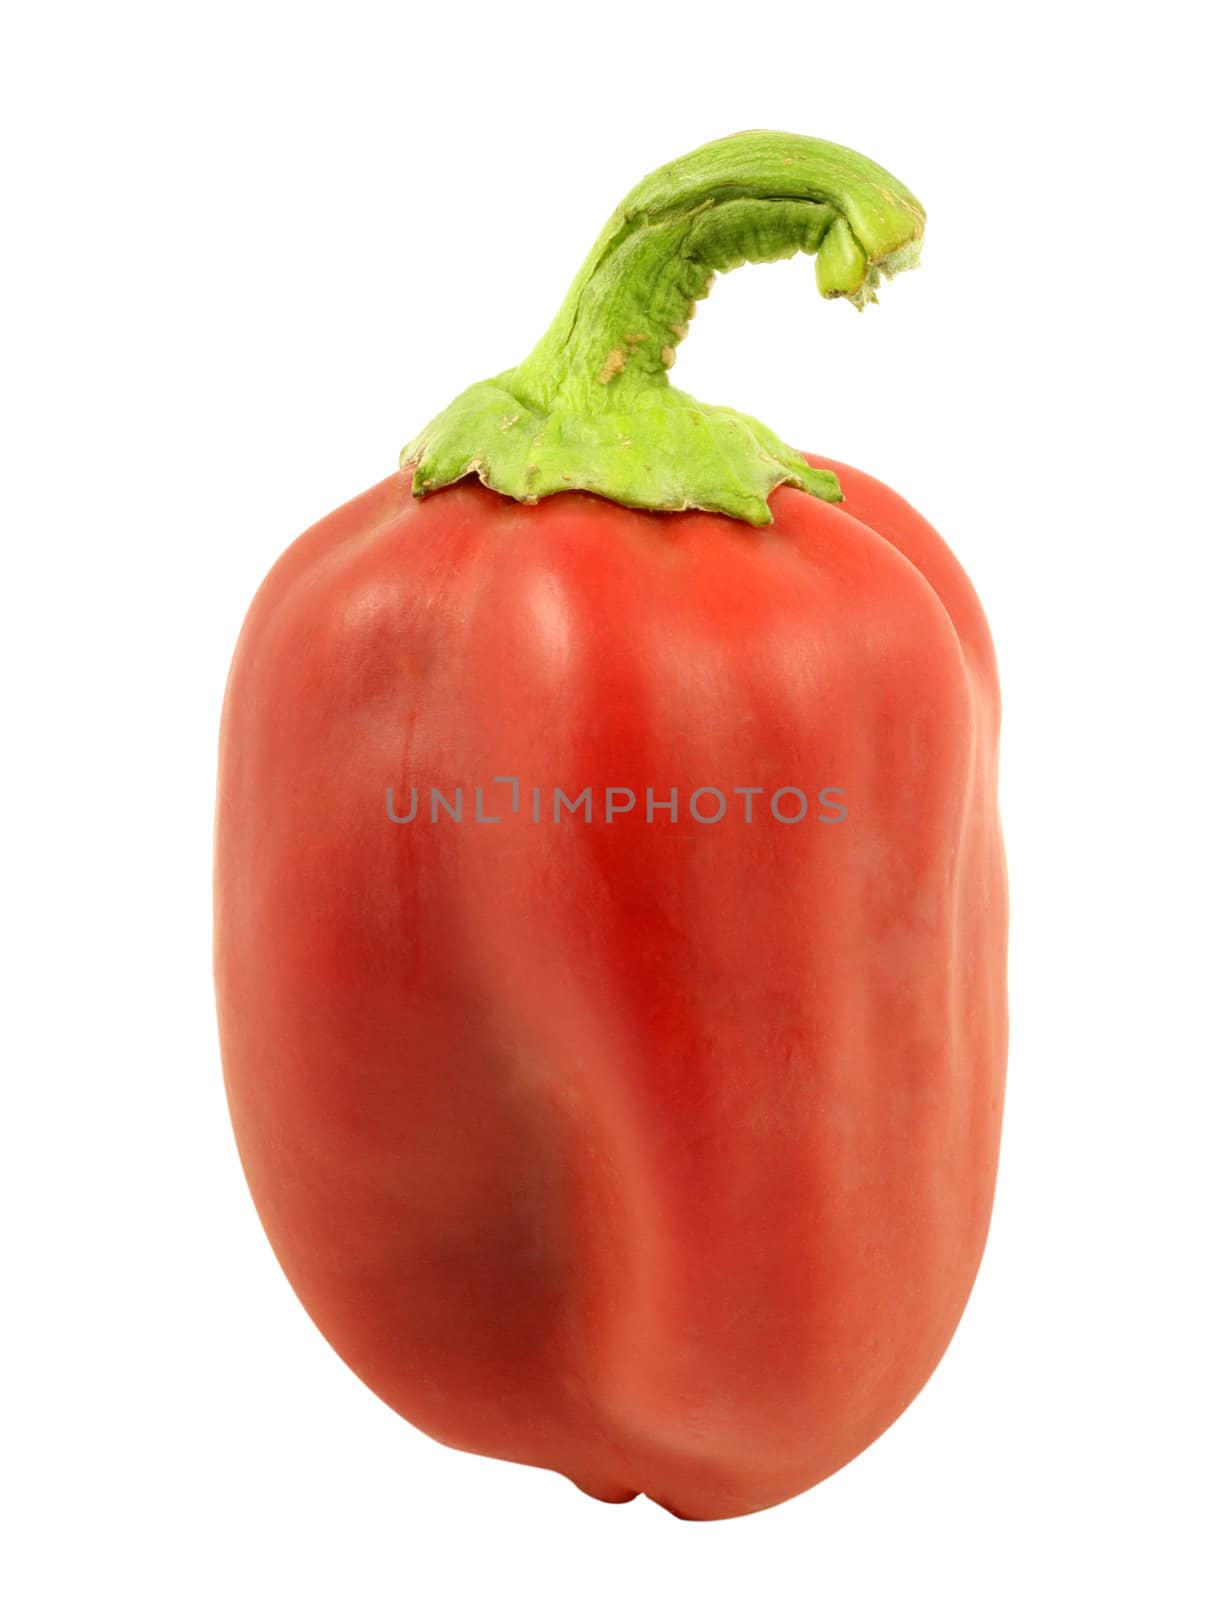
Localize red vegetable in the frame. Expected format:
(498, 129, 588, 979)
(215, 131, 1007, 1520)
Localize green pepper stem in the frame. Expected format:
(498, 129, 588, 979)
(403, 131, 925, 525)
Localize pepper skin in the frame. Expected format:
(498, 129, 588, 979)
(215, 447, 1007, 1519)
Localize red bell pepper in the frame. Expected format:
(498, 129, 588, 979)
(215, 130, 1007, 1520)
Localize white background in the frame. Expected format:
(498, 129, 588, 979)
(5, 2, 1222, 1595)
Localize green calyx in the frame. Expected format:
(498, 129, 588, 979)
(401, 131, 925, 526)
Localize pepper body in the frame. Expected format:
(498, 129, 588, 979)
(215, 455, 1007, 1519)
